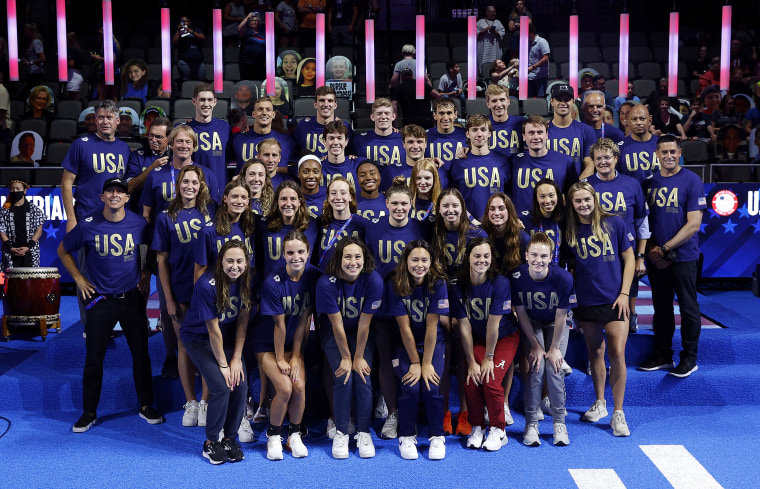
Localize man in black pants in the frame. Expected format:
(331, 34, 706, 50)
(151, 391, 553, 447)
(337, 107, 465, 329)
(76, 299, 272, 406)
(58, 177, 164, 432)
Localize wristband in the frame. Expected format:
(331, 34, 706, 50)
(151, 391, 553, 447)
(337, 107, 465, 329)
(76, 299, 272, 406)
(636, 253, 646, 259)
(619, 292, 629, 296)
(219, 364, 229, 369)
(485, 353, 494, 357)
(410, 361, 420, 365)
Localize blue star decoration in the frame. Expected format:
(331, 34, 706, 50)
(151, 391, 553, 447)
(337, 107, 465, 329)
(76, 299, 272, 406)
(722, 219, 737, 234)
(708, 208, 721, 220)
(699, 223, 707, 234)
(44, 223, 59, 239)
(737, 204, 750, 219)
(752, 220, 760, 234)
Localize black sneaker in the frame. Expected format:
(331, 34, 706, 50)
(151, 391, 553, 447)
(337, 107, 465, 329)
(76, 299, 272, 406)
(203, 440, 230, 465)
(669, 362, 698, 378)
(139, 406, 165, 425)
(628, 313, 638, 334)
(637, 356, 674, 372)
(222, 438, 245, 462)
(72, 413, 97, 433)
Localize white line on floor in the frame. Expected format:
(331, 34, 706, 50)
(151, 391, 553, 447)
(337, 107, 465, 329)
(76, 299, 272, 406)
(569, 469, 627, 489)
(640, 445, 724, 489)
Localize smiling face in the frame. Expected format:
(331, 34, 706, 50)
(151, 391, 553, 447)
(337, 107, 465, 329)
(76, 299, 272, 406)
(258, 142, 281, 172)
(535, 183, 557, 217)
(331, 59, 348, 80)
(593, 148, 616, 178)
(486, 91, 509, 120)
(254, 100, 274, 126)
(193, 91, 217, 120)
(704, 91, 721, 111)
(298, 160, 321, 192)
(244, 162, 267, 196)
(469, 243, 492, 277)
(487, 196, 508, 227)
(128, 64, 146, 83)
(224, 186, 250, 218)
(326, 132, 348, 157)
(439, 194, 462, 226)
(584, 93, 606, 125)
(179, 170, 201, 202)
(357, 162, 380, 193)
(403, 135, 426, 162)
(221, 247, 247, 282)
(571, 189, 595, 222)
(302, 62, 316, 84)
(655, 141, 680, 173)
(33, 90, 49, 111)
(147, 124, 169, 153)
(284, 238, 309, 273)
(415, 170, 435, 197)
(407, 247, 431, 285)
(434, 104, 457, 133)
(328, 180, 352, 214)
(525, 242, 552, 277)
(551, 93, 573, 117)
(172, 130, 195, 160)
(386, 191, 411, 224)
(340, 243, 364, 281)
(523, 123, 547, 153)
(315, 94, 337, 118)
(278, 187, 301, 221)
(100, 187, 129, 211)
(370, 106, 396, 131)
(282, 54, 298, 77)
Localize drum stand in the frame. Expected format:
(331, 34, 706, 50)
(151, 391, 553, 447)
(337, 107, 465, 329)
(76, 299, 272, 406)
(2, 315, 61, 341)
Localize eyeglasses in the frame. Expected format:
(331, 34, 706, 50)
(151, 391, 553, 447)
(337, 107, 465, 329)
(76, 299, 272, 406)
(147, 134, 166, 140)
(594, 155, 615, 162)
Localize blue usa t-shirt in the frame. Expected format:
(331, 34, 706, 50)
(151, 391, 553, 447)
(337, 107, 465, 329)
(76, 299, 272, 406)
(510, 149, 577, 216)
(386, 278, 449, 346)
(449, 152, 510, 219)
(316, 271, 384, 331)
(510, 263, 576, 322)
(450, 274, 516, 340)
(353, 131, 405, 167)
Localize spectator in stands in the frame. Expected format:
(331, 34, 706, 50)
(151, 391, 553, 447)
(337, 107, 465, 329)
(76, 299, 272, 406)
(752, 128, 760, 163)
(66, 32, 86, 101)
(9, 132, 37, 165)
(22, 23, 45, 88)
(438, 60, 464, 102)
(91, 27, 121, 101)
(734, 94, 752, 126)
(24, 85, 54, 121)
(689, 45, 711, 80)
(603, 106, 615, 126)
(232, 81, 256, 116)
(614, 82, 640, 112)
(639, 136, 706, 379)
(578, 71, 594, 100)
(507, 0, 531, 59)
(652, 96, 687, 140)
(717, 125, 749, 162)
(139, 106, 165, 138)
(116, 107, 139, 140)
(391, 68, 441, 130)
(297, 0, 327, 52)
(120, 59, 150, 105)
(0, 177, 45, 270)
(328, 0, 358, 47)
(264, 77, 293, 119)
(278, 50, 301, 80)
(238, 11, 266, 82)
(78, 107, 97, 135)
(490, 58, 519, 92)
(223, 0, 246, 46)
(526, 24, 550, 98)
(583, 90, 625, 143)
(173, 16, 206, 83)
(477, 6, 506, 69)
(697, 57, 720, 97)
(728, 66, 751, 97)
(592, 75, 615, 108)
(730, 38, 752, 78)
(275, 0, 298, 48)
(390, 45, 432, 89)
(711, 93, 741, 133)
(645, 78, 669, 115)
(0, 70, 10, 145)
(683, 92, 714, 143)
(744, 91, 760, 132)
(296, 58, 317, 98)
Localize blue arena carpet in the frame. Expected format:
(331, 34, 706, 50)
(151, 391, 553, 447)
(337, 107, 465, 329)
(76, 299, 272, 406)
(1, 287, 759, 488)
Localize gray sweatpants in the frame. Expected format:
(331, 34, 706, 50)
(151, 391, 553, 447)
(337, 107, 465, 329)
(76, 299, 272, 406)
(523, 318, 569, 424)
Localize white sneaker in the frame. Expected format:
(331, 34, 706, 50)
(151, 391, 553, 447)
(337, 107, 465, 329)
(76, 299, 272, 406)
(582, 400, 608, 423)
(541, 396, 552, 416)
(182, 400, 198, 427)
(326, 417, 337, 439)
(399, 435, 418, 460)
(503, 403, 514, 426)
(238, 417, 254, 443)
(537, 408, 545, 421)
(611, 410, 630, 437)
(348, 417, 356, 435)
(287, 431, 309, 458)
(266, 434, 283, 460)
(523, 423, 541, 447)
(374, 395, 388, 419)
(355, 432, 376, 458)
(245, 397, 254, 420)
(381, 411, 399, 439)
(428, 436, 446, 460)
(553, 423, 570, 446)
(332, 430, 349, 459)
(467, 426, 485, 449)
(561, 359, 572, 375)
(482, 426, 507, 451)
(197, 400, 208, 427)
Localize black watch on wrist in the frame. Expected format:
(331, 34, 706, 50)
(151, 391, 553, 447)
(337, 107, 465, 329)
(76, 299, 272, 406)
(636, 252, 646, 259)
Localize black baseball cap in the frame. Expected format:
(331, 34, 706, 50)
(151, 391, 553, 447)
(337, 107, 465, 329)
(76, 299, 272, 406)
(551, 83, 574, 99)
(103, 177, 129, 193)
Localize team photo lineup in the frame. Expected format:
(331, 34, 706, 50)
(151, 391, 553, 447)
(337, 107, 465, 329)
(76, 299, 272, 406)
(3, 0, 725, 466)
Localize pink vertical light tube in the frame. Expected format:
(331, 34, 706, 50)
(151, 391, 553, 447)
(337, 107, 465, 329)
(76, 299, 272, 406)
(518, 15, 529, 100)
(667, 12, 679, 97)
(102, 0, 114, 85)
(161, 8, 171, 93)
(213, 9, 223, 93)
(568, 15, 578, 98)
(720, 5, 731, 91)
(416, 15, 425, 99)
(56, 0, 68, 82)
(7, 0, 19, 81)
(467, 15, 477, 100)
(316, 14, 326, 87)
(618, 13, 629, 97)
(266, 12, 276, 95)
(365, 19, 375, 104)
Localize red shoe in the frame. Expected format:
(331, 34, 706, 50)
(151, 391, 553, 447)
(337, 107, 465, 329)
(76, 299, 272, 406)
(456, 411, 472, 436)
(442, 411, 453, 435)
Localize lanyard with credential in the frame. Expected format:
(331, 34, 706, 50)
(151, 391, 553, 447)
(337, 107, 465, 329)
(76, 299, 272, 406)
(318, 215, 353, 267)
(418, 201, 435, 220)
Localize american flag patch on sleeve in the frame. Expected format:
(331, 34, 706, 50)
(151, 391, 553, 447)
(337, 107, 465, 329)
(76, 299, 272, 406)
(438, 299, 449, 309)
(627, 232, 635, 242)
(569, 294, 577, 304)
(698, 197, 707, 206)
(371, 300, 382, 310)
(503, 300, 511, 310)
